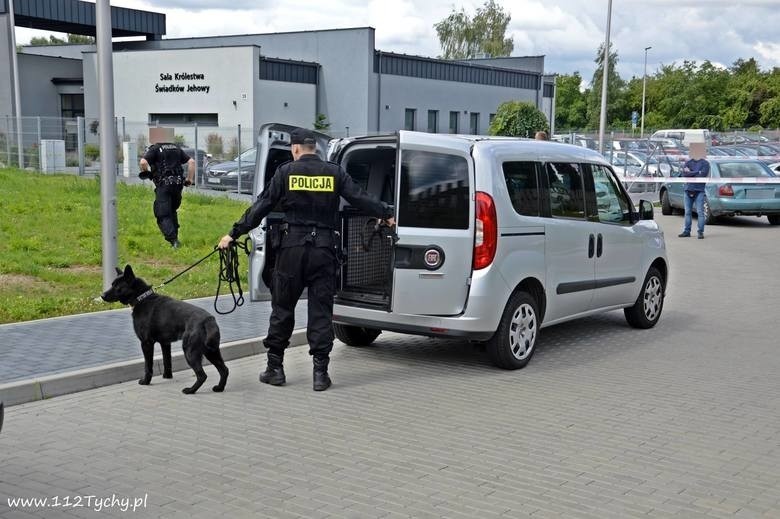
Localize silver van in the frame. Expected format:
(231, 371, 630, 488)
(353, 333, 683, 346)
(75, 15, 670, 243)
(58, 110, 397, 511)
(248, 124, 669, 369)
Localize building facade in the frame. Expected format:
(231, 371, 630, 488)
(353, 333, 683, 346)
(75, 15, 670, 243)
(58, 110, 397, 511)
(1, 1, 556, 144)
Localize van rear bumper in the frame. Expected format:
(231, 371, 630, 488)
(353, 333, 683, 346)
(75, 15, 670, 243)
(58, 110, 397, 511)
(332, 305, 495, 341)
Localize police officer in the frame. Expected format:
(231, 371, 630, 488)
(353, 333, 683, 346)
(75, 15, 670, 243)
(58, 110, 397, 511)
(139, 139, 196, 248)
(218, 128, 394, 391)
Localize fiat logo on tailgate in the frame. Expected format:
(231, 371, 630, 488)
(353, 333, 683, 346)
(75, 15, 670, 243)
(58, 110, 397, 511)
(424, 248, 442, 269)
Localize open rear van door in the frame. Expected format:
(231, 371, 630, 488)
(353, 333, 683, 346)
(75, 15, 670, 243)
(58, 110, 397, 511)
(247, 123, 331, 301)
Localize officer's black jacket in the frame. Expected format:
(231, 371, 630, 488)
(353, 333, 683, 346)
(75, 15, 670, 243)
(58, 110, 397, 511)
(229, 154, 392, 240)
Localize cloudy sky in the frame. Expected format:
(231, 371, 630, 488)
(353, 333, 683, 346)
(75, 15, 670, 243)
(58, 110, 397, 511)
(15, 0, 780, 83)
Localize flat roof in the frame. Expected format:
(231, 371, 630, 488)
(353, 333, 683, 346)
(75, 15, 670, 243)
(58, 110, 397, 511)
(2, 0, 165, 39)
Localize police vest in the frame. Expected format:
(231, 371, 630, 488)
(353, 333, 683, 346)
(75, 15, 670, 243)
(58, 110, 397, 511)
(155, 143, 184, 177)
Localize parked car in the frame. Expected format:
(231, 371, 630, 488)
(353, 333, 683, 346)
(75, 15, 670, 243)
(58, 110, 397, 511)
(651, 129, 711, 147)
(205, 147, 257, 192)
(181, 147, 210, 180)
(247, 123, 668, 370)
(659, 159, 780, 225)
(649, 138, 688, 156)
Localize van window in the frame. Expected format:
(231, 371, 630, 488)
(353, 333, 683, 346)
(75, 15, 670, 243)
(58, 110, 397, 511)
(399, 150, 469, 229)
(591, 165, 630, 224)
(502, 162, 540, 216)
(546, 162, 586, 219)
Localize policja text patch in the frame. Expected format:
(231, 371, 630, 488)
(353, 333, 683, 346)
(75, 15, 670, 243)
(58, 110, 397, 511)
(289, 175, 335, 192)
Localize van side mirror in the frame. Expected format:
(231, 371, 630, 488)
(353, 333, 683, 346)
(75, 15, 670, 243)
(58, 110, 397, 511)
(639, 200, 654, 220)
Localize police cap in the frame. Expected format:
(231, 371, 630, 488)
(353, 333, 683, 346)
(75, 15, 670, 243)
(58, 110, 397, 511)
(290, 128, 316, 145)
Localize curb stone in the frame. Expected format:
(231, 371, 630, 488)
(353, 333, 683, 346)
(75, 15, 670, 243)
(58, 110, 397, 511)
(0, 329, 307, 407)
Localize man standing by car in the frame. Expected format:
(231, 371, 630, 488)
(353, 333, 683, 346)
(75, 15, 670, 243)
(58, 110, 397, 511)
(217, 128, 394, 391)
(679, 142, 710, 239)
(139, 133, 196, 248)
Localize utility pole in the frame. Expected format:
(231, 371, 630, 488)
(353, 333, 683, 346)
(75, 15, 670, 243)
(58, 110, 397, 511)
(97, 0, 117, 289)
(7, 0, 23, 168)
(640, 46, 652, 138)
(598, 0, 613, 155)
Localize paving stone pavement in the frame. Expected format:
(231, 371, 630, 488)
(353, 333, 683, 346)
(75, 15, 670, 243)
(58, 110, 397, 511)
(1, 214, 780, 518)
(0, 298, 308, 384)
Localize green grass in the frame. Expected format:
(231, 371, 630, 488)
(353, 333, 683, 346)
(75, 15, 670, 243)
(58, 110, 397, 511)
(0, 168, 250, 323)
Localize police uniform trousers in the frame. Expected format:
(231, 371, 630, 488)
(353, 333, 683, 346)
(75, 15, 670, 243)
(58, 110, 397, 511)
(264, 240, 338, 359)
(153, 183, 183, 243)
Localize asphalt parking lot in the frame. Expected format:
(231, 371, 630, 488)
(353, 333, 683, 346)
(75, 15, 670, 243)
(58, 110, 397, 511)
(1, 212, 780, 518)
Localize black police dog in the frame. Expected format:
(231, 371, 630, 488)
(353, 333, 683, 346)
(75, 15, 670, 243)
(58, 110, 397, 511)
(102, 265, 228, 394)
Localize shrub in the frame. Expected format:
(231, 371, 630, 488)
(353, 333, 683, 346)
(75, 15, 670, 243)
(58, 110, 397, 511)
(84, 144, 100, 160)
(206, 133, 223, 157)
(488, 100, 549, 138)
(136, 133, 148, 155)
(227, 136, 239, 159)
(173, 134, 186, 147)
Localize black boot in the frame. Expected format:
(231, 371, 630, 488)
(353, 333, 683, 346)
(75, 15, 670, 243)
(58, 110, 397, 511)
(313, 356, 331, 392)
(259, 352, 286, 386)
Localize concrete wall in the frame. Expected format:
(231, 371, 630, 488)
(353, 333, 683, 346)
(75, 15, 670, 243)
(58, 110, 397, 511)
(19, 44, 92, 59)
(18, 54, 82, 118)
(84, 46, 259, 129)
(377, 74, 538, 135)
(113, 28, 375, 135)
(254, 79, 316, 132)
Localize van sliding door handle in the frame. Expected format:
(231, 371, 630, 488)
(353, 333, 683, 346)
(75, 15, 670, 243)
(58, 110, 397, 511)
(588, 234, 595, 258)
(597, 234, 603, 257)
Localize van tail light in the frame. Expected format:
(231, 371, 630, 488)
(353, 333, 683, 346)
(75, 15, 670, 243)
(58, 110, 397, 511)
(718, 184, 734, 197)
(474, 191, 497, 270)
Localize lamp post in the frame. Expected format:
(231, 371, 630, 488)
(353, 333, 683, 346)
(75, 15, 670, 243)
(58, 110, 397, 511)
(598, 0, 613, 154)
(640, 46, 652, 138)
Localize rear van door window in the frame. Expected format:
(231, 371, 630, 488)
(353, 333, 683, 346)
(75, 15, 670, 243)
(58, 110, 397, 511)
(398, 150, 469, 229)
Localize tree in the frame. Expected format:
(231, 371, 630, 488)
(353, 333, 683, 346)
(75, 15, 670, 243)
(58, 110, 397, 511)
(29, 34, 94, 46)
(488, 101, 549, 137)
(586, 43, 628, 129)
(554, 73, 587, 130)
(313, 113, 331, 131)
(434, 0, 513, 59)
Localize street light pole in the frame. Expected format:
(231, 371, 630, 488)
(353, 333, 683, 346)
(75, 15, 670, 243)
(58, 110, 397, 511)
(96, 0, 117, 290)
(598, 0, 613, 154)
(640, 46, 652, 138)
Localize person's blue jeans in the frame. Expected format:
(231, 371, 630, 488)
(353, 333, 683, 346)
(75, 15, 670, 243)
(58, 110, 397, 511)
(683, 190, 706, 235)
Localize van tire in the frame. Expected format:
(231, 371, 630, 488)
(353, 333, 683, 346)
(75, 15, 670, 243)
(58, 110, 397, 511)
(624, 267, 665, 329)
(487, 291, 539, 370)
(660, 190, 672, 215)
(333, 324, 381, 347)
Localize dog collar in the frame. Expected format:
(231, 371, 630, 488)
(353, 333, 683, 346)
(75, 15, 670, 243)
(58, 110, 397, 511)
(133, 289, 155, 306)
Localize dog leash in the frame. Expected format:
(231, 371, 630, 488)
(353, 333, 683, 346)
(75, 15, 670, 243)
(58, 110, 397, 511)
(155, 240, 249, 315)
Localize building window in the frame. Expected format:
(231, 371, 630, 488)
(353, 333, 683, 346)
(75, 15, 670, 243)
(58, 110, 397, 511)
(449, 111, 459, 134)
(404, 108, 416, 131)
(469, 112, 480, 135)
(427, 110, 439, 133)
(489, 113, 496, 126)
(148, 113, 219, 126)
(60, 94, 84, 119)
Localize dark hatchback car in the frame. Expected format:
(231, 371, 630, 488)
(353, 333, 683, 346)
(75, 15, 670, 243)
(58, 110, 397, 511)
(205, 147, 257, 193)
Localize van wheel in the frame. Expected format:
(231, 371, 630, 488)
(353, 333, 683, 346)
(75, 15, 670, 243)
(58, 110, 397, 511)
(487, 291, 539, 370)
(768, 215, 780, 225)
(333, 324, 381, 347)
(660, 190, 672, 215)
(624, 267, 664, 329)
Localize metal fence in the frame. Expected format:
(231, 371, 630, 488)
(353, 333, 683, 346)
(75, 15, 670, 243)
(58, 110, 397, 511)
(0, 116, 255, 192)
